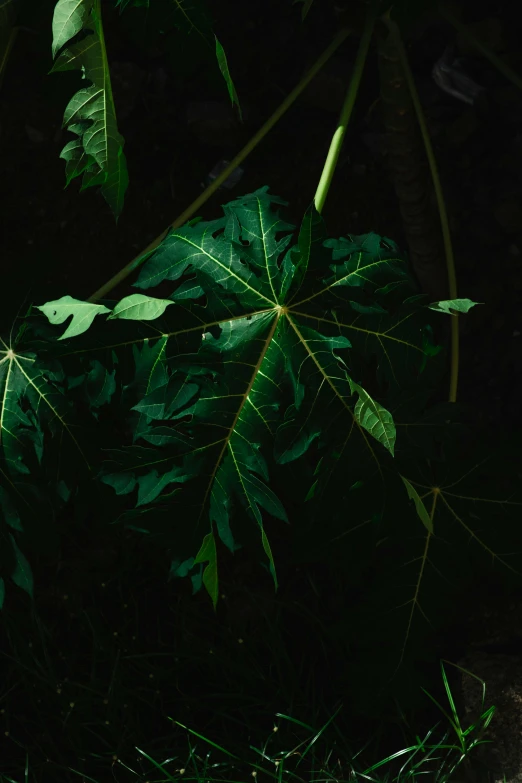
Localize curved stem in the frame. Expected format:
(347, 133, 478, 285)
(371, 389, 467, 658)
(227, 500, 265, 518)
(382, 14, 459, 403)
(87, 27, 352, 303)
(314, 0, 379, 214)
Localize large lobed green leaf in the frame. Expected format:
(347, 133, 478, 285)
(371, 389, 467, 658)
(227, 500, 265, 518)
(0, 321, 90, 605)
(33, 187, 449, 601)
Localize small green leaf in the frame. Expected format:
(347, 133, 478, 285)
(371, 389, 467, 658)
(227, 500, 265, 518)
(261, 526, 278, 590)
(169, 557, 195, 580)
(428, 298, 483, 315)
(349, 379, 396, 456)
(136, 467, 189, 507)
(100, 472, 135, 497)
(109, 294, 174, 322)
(52, 0, 94, 58)
(194, 532, 219, 608)
(214, 35, 242, 120)
(400, 475, 433, 534)
(36, 296, 111, 339)
(85, 360, 116, 410)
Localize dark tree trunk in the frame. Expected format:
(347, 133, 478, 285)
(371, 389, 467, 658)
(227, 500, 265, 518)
(377, 26, 447, 302)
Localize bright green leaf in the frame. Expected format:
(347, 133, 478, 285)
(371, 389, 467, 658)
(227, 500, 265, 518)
(0, 334, 89, 476)
(428, 298, 483, 315)
(35, 296, 111, 340)
(348, 378, 396, 457)
(51, 0, 94, 58)
(215, 35, 242, 120)
(108, 294, 174, 322)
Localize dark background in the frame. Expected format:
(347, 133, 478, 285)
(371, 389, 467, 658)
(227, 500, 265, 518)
(1, 0, 522, 780)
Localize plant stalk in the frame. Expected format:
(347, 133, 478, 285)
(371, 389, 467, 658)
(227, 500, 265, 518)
(87, 27, 352, 303)
(314, 0, 379, 214)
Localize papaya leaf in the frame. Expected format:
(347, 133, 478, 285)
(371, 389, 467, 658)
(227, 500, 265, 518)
(261, 525, 278, 589)
(215, 35, 242, 120)
(0, 577, 4, 609)
(83, 359, 117, 414)
(194, 532, 219, 608)
(400, 474, 433, 533)
(349, 378, 396, 456)
(303, 427, 522, 700)
(50, 0, 128, 219)
(386, 436, 522, 675)
(0, 319, 93, 606)
(0, 332, 89, 475)
(428, 298, 483, 315)
(285, 204, 328, 303)
(108, 294, 174, 322)
(36, 187, 438, 606)
(35, 296, 111, 340)
(51, 0, 94, 58)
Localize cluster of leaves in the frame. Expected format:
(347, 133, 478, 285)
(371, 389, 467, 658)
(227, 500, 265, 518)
(50, 0, 130, 218)
(49, 0, 241, 219)
(1, 188, 520, 675)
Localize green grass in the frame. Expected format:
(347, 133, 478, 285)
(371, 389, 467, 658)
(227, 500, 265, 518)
(0, 661, 499, 783)
(0, 513, 505, 783)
